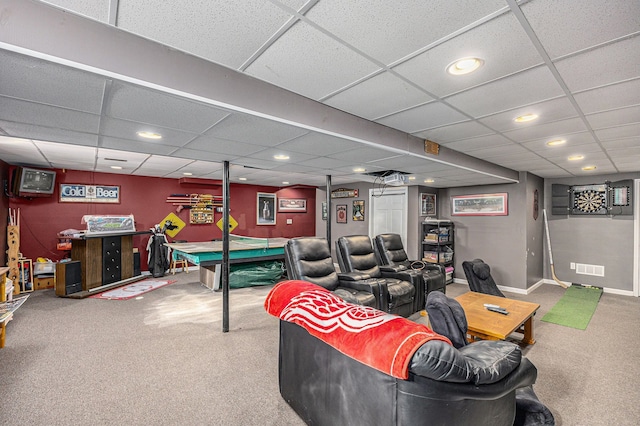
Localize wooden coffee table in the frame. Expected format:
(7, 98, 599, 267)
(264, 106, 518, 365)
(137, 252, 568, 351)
(455, 292, 540, 345)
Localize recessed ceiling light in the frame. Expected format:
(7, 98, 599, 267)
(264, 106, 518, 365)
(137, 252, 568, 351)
(582, 165, 597, 171)
(514, 114, 538, 123)
(353, 167, 366, 173)
(546, 139, 566, 146)
(568, 155, 584, 161)
(282, 181, 289, 185)
(136, 131, 162, 139)
(110, 166, 122, 170)
(408, 176, 416, 181)
(238, 177, 247, 181)
(182, 172, 193, 176)
(424, 179, 435, 183)
(273, 154, 290, 160)
(446, 57, 484, 75)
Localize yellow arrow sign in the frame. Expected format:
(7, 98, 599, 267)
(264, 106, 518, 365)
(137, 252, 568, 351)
(217, 215, 238, 232)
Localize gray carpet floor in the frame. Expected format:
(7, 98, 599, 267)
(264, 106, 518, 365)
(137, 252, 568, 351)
(1, 272, 638, 425)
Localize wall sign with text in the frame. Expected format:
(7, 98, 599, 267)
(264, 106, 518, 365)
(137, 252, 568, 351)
(59, 184, 121, 203)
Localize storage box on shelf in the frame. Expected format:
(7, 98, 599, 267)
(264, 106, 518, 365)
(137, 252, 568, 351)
(420, 220, 455, 284)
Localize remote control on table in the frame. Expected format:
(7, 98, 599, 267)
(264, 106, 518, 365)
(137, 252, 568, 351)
(483, 303, 501, 309)
(486, 306, 509, 315)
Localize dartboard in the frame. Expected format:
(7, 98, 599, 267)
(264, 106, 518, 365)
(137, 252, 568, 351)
(573, 188, 607, 214)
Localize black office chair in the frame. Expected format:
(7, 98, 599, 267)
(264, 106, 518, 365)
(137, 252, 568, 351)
(425, 291, 468, 349)
(462, 258, 505, 297)
(284, 237, 380, 308)
(335, 235, 415, 317)
(373, 233, 446, 312)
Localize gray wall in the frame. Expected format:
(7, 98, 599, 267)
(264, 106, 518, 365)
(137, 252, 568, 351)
(545, 173, 639, 291)
(313, 172, 637, 293)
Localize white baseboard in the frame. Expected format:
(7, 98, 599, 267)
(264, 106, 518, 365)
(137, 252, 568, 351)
(451, 277, 635, 297)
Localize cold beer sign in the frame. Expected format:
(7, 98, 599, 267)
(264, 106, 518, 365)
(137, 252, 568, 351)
(59, 184, 120, 203)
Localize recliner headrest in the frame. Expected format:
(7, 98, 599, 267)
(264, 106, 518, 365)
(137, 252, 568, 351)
(472, 262, 491, 280)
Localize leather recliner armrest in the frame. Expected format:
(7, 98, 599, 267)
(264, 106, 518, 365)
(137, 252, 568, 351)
(338, 271, 372, 281)
(380, 264, 408, 273)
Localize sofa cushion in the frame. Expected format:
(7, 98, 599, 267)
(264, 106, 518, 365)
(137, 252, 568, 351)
(410, 339, 522, 385)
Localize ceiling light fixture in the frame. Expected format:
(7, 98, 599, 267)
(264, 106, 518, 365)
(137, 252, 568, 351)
(424, 179, 435, 183)
(273, 154, 290, 160)
(238, 177, 247, 181)
(446, 57, 484, 75)
(546, 139, 566, 146)
(408, 176, 416, 181)
(514, 114, 538, 123)
(136, 131, 162, 140)
(353, 167, 366, 173)
(110, 166, 122, 170)
(282, 181, 289, 185)
(182, 172, 193, 176)
(582, 165, 597, 171)
(568, 155, 584, 161)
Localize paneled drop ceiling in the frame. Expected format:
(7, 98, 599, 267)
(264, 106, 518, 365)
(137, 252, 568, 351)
(0, 0, 638, 188)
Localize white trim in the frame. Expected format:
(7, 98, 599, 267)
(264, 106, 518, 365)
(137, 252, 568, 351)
(368, 186, 408, 246)
(455, 277, 635, 297)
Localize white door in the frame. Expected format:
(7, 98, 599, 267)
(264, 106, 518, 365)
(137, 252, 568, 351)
(368, 187, 408, 244)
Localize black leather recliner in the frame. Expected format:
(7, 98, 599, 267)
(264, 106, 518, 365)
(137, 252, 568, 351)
(284, 237, 380, 307)
(462, 258, 506, 297)
(374, 233, 446, 312)
(336, 235, 415, 317)
(425, 291, 468, 349)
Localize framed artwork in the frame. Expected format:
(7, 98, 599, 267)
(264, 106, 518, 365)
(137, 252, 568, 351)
(352, 200, 365, 221)
(336, 204, 347, 223)
(451, 193, 508, 216)
(420, 193, 436, 216)
(322, 202, 327, 220)
(278, 198, 307, 212)
(257, 192, 276, 225)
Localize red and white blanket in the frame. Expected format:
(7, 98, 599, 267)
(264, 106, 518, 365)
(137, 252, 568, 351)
(264, 280, 451, 379)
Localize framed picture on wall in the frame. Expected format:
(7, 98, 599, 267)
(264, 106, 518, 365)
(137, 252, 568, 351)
(336, 204, 347, 223)
(420, 193, 436, 216)
(352, 200, 364, 221)
(451, 193, 508, 216)
(257, 192, 276, 225)
(278, 198, 307, 212)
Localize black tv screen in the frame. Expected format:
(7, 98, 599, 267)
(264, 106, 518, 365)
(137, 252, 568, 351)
(17, 167, 56, 195)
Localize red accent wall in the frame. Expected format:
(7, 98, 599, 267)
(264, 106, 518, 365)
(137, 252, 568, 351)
(7, 169, 316, 270)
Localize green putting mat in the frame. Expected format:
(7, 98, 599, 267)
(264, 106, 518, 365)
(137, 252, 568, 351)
(541, 285, 603, 330)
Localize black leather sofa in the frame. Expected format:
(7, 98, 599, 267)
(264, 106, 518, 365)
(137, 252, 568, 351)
(268, 281, 538, 426)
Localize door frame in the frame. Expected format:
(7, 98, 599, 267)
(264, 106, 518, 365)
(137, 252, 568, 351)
(634, 179, 639, 297)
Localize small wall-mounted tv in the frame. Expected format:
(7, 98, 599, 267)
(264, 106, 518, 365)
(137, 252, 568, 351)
(13, 167, 57, 197)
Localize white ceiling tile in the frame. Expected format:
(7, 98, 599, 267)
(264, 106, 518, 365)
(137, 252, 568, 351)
(326, 147, 402, 163)
(324, 71, 433, 120)
(297, 156, 354, 170)
(445, 67, 564, 118)
(556, 36, 640, 92)
(601, 137, 640, 150)
(478, 97, 577, 132)
(393, 12, 542, 98)
(101, 117, 197, 147)
(443, 134, 514, 152)
(0, 120, 98, 147)
(0, 97, 100, 134)
(306, 0, 506, 65)
(101, 136, 177, 156)
(274, 133, 362, 155)
(108, 82, 229, 133)
(184, 135, 265, 156)
(117, 0, 294, 69)
(522, 0, 640, 58)
(416, 121, 494, 142)
(37, 141, 96, 163)
(585, 105, 640, 129)
(245, 147, 316, 163)
(0, 50, 105, 113)
(466, 143, 531, 160)
(205, 113, 307, 146)
(573, 79, 640, 114)
(376, 102, 468, 134)
(595, 123, 640, 141)
(503, 117, 588, 143)
(170, 147, 236, 163)
(245, 21, 380, 100)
